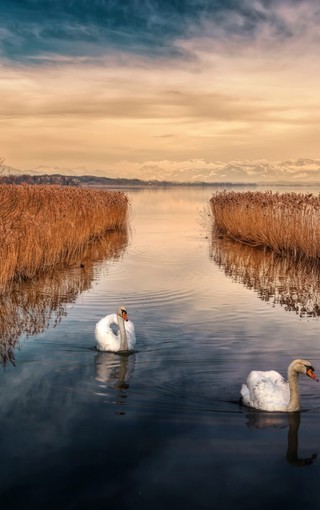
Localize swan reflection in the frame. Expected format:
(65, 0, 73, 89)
(94, 351, 136, 413)
(245, 412, 317, 467)
(210, 236, 320, 317)
(0, 230, 128, 366)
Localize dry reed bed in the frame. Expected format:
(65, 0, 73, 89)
(0, 184, 129, 288)
(210, 190, 320, 260)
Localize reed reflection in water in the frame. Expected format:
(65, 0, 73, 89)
(211, 236, 320, 318)
(0, 230, 128, 366)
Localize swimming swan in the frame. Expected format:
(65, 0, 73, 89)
(95, 306, 136, 353)
(240, 359, 318, 412)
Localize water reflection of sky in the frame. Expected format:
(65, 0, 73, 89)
(1, 186, 320, 509)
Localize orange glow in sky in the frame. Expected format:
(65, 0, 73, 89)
(1, 1, 320, 182)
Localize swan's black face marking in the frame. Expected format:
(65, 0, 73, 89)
(305, 364, 314, 371)
(305, 365, 319, 382)
(121, 309, 128, 321)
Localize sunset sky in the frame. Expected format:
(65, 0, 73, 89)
(1, 0, 320, 181)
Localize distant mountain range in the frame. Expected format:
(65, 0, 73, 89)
(4, 158, 320, 184)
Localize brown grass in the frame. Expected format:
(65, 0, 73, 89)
(210, 190, 320, 261)
(0, 184, 129, 290)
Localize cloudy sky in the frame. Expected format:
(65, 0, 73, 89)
(1, 0, 320, 181)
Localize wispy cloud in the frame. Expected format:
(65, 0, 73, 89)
(1, 1, 320, 177)
(4, 0, 319, 63)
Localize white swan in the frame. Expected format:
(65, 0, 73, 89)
(95, 306, 136, 353)
(241, 359, 318, 412)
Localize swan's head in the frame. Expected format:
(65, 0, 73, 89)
(304, 362, 319, 382)
(117, 306, 129, 322)
(290, 359, 319, 381)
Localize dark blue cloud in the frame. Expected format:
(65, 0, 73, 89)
(0, 0, 315, 64)
(0, 0, 219, 59)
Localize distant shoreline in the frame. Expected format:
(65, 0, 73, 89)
(2, 173, 320, 188)
(1, 173, 256, 187)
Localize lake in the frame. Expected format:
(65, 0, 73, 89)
(1, 186, 320, 510)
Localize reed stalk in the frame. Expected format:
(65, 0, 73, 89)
(0, 184, 129, 289)
(210, 190, 320, 261)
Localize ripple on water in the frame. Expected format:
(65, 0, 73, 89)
(83, 287, 200, 321)
(90, 342, 241, 417)
(89, 337, 320, 421)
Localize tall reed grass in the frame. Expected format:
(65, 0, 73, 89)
(210, 190, 320, 261)
(0, 184, 129, 290)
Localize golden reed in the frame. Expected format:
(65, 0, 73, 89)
(0, 184, 129, 289)
(210, 190, 320, 261)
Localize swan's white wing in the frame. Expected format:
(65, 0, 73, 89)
(95, 314, 120, 351)
(241, 370, 290, 412)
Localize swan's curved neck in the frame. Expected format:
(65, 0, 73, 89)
(117, 315, 128, 351)
(287, 365, 300, 412)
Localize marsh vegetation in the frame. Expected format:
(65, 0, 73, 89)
(210, 190, 320, 261)
(0, 185, 129, 292)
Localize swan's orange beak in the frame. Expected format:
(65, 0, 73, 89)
(306, 368, 319, 382)
(122, 311, 128, 322)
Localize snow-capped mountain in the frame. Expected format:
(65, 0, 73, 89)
(6, 158, 320, 183)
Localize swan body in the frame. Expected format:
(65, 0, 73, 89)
(95, 306, 136, 353)
(241, 359, 318, 412)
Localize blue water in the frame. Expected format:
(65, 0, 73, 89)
(1, 187, 320, 509)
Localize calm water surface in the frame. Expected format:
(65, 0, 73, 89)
(1, 186, 320, 509)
